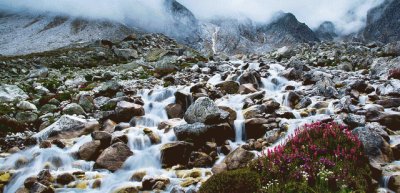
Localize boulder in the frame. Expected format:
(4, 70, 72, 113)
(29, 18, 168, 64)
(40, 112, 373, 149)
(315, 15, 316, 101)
(212, 147, 255, 173)
(15, 112, 38, 123)
(313, 77, 338, 98)
(295, 97, 312, 109)
(113, 186, 139, 193)
(78, 94, 95, 112)
(238, 84, 258, 94)
(17, 101, 37, 111)
(91, 131, 112, 146)
(242, 105, 265, 119)
(184, 97, 228, 124)
(62, 103, 86, 116)
(238, 70, 261, 88)
(244, 118, 270, 139)
(113, 48, 139, 60)
(215, 81, 239, 94)
(174, 91, 192, 112)
(143, 128, 161, 144)
(376, 98, 400, 108)
(96, 81, 122, 97)
(352, 127, 393, 163)
(33, 115, 100, 140)
(388, 175, 400, 193)
(284, 91, 301, 108)
(343, 114, 366, 129)
(160, 141, 193, 168)
(95, 142, 133, 171)
(173, 122, 234, 145)
(23, 176, 38, 189)
(31, 182, 54, 193)
(79, 140, 103, 161)
(28, 67, 48, 79)
(56, 173, 75, 185)
(188, 151, 213, 168)
(218, 106, 237, 126)
(142, 176, 170, 191)
(145, 48, 169, 62)
(153, 56, 179, 76)
(350, 81, 368, 93)
(376, 79, 400, 96)
(0, 84, 29, 102)
(165, 103, 184, 119)
(367, 111, 400, 131)
(115, 101, 145, 122)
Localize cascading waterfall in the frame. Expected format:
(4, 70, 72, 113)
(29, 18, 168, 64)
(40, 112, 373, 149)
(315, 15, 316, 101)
(359, 95, 368, 106)
(0, 60, 348, 193)
(216, 94, 247, 143)
(211, 26, 220, 55)
(381, 175, 392, 190)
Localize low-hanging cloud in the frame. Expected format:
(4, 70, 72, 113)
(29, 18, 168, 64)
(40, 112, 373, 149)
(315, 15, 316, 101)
(179, 0, 384, 34)
(0, 0, 172, 33)
(0, 0, 385, 35)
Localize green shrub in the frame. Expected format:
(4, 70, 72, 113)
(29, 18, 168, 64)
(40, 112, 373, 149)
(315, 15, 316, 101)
(199, 169, 261, 193)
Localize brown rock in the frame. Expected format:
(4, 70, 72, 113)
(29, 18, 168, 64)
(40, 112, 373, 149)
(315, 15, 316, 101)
(79, 140, 103, 161)
(115, 101, 145, 122)
(224, 147, 255, 170)
(165, 103, 184, 119)
(95, 142, 133, 171)
(238, 84, 258, 94)
(160, 141, 193, 168)
(56, 173, 75, 185)
(188, 152, 213, 168)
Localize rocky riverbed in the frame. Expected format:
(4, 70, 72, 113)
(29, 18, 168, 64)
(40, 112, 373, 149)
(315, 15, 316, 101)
(1, 34, 400, 193)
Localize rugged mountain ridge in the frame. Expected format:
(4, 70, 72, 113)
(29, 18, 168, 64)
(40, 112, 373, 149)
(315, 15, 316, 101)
(0, 0, 399, 56)
(363, 0, 400, 43)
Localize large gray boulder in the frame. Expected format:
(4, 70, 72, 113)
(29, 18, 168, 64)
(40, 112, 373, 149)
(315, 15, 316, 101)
(184, 97, 228, 124)
(376, 79, 400, 96)
(32, 115, 99, 140)
(0, 84, 28, 102)
(62, 103, 86, 116)
(352, 127, 393, 163)
(173, 122, 234, 145)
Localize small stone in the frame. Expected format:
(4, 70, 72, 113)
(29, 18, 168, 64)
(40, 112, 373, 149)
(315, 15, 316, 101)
(39, 141, 52, 149)
(56, 173, 75, 185)
(62, 103, 86, 116)
(17, 101, 37, 111)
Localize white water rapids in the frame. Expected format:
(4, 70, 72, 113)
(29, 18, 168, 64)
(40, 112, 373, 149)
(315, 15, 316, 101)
(0, 62, 339, 193)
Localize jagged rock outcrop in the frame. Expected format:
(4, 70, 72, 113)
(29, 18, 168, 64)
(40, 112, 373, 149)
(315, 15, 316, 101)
(315, 21, 337, 41)
(257, 12, 320, 47)
(363, 0, 400, 43)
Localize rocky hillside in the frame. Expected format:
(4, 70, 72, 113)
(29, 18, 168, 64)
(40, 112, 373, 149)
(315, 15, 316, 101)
(1, 28, 400, 192)
(363, 0, 400, 43)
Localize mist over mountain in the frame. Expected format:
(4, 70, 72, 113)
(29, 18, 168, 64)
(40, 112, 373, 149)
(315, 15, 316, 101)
(0, 0, 397, 55)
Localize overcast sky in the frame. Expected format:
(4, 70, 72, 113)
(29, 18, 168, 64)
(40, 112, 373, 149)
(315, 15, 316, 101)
(0, 0, 384, 34)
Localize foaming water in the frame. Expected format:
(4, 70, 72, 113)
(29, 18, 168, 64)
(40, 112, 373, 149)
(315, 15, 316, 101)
(1, 61, 344, 192)
(207, 74, 223, 85)
(216, 94, 247, 143)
